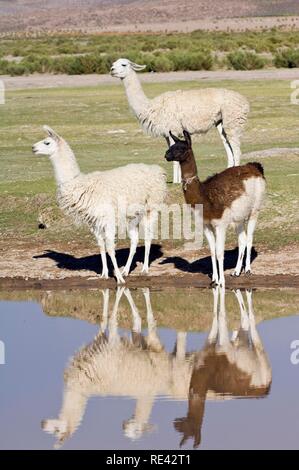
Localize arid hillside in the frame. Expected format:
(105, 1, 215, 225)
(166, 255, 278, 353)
(1, 0, 299, 33)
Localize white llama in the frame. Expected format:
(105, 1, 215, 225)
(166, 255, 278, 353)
(110, 58, 250, 183)
(32, 126, 167, 283)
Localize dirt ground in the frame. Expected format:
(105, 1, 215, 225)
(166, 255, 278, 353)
(0, 240, 298, 289)
(3, 68, 299, 91)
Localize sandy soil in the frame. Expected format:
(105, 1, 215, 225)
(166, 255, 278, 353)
(3, 68, 299, 91)
(97, 16, 299, 34)
(0, 240, 298, 289)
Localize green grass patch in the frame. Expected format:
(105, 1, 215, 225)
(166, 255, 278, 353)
(0, 79, 298, 249)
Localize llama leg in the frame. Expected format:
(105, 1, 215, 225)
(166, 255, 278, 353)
(207, 286, 219, 344)
(105, 228, 125, 284)
(141, 210, 157, 274)
(108, 286, 125, 345)
(123, 288, 142, 333)
(234, 289, 249, 331)
(216, 122, 235, 167)
(122, 220, 139, 277)
(167, 135, 182, 184)
(173, 161, 182, 184)
(246, 289, 272, 384)
(217, 286, 231, 350)
(232, 223, 247, 277)
(143, 287, 164, 352)
(246, 289, 261, 346)
(215, 226, 226, 287)
(245, 215, 258, 275)
(204, 226, 218, 284)
(228, 128, 242, 166)
(100, 289, 109, 333)
(174, 332, 187, 360)
(97, 234, 109, 279)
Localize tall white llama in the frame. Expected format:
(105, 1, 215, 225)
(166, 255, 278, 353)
(110, 58, 250, 183)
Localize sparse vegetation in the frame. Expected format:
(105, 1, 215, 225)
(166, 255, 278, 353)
(0, 29, 299, 75)
(227, 51, 267, 70)
(274, 48, 299, 67)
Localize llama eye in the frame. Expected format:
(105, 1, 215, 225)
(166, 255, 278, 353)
(121, 63, 127, 67)
(45, 142, 50, 145)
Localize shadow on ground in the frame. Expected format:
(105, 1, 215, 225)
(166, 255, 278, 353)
(34, 244, 164, 276)
(160, 247, 258, 276)
(34, 245, 258, 279)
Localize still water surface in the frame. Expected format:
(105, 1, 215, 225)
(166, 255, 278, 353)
(0, 287, 298, 450)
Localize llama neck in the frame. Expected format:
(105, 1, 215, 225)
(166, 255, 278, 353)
(179, 150, 204, 206)
(180, 151, 198, 180)
(50, 141, 81, 186)
(122, 71, 150, 119)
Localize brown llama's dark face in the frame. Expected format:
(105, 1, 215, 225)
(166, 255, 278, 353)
(164, 130, 192, 162)
(165, 142, 189, 162)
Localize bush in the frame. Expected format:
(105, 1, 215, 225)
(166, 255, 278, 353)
(152, 55, 173, 72)
(227, 51, 266, 70)
(169, 51, 213, 71)
(274, 49, 299, 68)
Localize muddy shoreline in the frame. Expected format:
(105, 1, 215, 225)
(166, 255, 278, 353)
(1, 273, 298, 291)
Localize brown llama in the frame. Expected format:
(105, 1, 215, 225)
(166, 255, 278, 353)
(165, 130, 266, 286)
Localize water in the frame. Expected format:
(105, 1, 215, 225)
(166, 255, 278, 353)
(0, 287, 298, 450)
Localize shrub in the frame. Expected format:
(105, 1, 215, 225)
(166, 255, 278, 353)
(274, 49, 299, 68)
(169, 51, 213, 71)
(227, 51, 266, 70)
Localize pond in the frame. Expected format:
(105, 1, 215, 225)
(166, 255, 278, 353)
(0, 286, 298, 450)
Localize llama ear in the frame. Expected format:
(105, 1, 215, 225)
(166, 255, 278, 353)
(169, 131, 181, 143)
(183, 130, 192, 147)
(130, 61, 146, 71)
(43, 125, 60, 142)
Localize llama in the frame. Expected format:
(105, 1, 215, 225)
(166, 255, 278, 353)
(41, 287, 271, 449)
(165, 130, 266, 286)
(42, 287, 192, 448)
(32, 126, 167, 283)
(110, 58, 250, 183)
(175, 286, 272, 448)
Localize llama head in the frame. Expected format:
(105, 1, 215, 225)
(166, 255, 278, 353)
(165, 130, 192, 162)
(41, 418, 70, 449)
(32, 126, 61, 156)
(110, 58, 146, 79)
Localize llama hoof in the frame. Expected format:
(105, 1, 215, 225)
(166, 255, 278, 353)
(100, 271, 109, 279)
(231, 271, 240, 277)
(114, 271, 126, 284)
(121, 267, 130, 277)
(141, 267, 149, 275)
(245, 270, 252, 276)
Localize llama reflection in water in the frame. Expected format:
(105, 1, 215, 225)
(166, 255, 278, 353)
(42, 287, 271, 449)
(175, 287, 272, 448)
(42, 287, 192, 448)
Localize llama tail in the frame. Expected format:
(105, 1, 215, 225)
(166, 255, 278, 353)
(248, 161, 264, 177)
